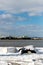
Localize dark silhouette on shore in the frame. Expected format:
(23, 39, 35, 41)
(0, 36, 42, 40)
(18, 48, 36, 54)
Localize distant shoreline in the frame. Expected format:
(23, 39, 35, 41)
(0, 38, 43, 40)
(0, 36, 43, 40)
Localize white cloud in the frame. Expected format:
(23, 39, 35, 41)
(12, 24, 43, 37)
(16, 16, 26, 21)
(29, 12, 42, 16)
(0, 0, 43, 16)
(2, 14, 12, 19)
(0, 24, 43, 37)
(17, 25, 43, 33)
(0, 13, 12, 19)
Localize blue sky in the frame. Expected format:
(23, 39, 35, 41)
(0, 0, 43, 37)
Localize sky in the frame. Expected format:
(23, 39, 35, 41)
(0, 0, 43, 37)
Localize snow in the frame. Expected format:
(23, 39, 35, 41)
(24, 45, 34, 50)
(0, 45, 43, 65)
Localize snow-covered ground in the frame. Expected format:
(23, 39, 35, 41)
(0, 45, 43, 65)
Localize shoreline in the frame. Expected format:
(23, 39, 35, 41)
(0, 39, 43, 40)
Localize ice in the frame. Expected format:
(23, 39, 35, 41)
(0, 45, 43, 65)
(24, 45, 34, 50)
(0, 61, 8, 65)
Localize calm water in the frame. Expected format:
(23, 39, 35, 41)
(0, 40, 43, 47)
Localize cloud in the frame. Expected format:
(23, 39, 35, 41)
(0, 23, 43, 37)
(0, 12, 27, 32)
(0, 12, 26, 22)
(2, 14, 12, 19)
(0, 0, 43, 16)
(0, 13, 12, 20)
(29, 12, 42, 16)
(0, 0, 43, 37)
(15, 16, 27, 21)
(14, 25, 43, 37)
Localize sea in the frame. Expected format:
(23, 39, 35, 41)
(0, 40, 43, 47)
